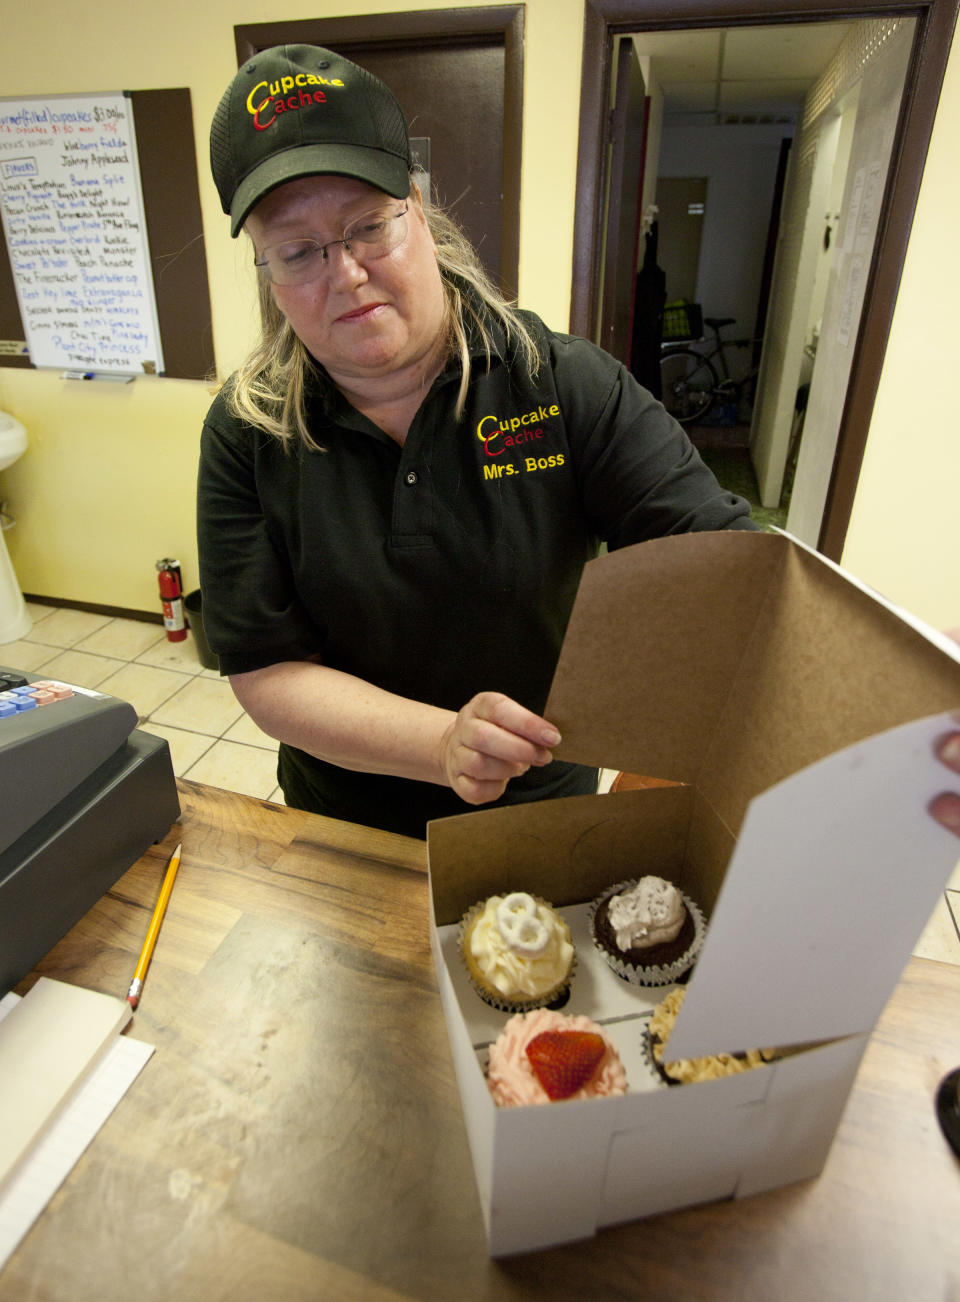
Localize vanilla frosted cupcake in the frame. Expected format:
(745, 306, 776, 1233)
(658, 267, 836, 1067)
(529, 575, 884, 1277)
(487, 1008, 628, 1107)
(460, 891, 575, 1011)
(590, 876, 705, 986)
(646, 987, 776, 1085)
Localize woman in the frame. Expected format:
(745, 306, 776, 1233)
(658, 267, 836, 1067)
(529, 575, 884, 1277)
(199, 44, 756, 838)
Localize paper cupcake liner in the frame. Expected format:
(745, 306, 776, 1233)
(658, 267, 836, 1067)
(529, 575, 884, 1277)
(588, 879, 707, 987)
(640, 1026, 672, 1088)
(458, 897, 576, 1013)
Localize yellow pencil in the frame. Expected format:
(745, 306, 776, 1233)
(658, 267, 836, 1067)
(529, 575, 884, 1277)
(126, 842, 182, 1009)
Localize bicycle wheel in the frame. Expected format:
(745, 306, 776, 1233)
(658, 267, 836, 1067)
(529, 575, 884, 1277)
(660, 348, 718, 425)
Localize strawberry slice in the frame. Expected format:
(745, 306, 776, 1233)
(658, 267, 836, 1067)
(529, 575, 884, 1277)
(526, 1030, 606, 1100)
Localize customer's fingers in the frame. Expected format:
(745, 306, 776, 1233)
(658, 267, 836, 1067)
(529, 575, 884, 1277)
(929, 792, 960, 837)
(935, 731, 960, 775)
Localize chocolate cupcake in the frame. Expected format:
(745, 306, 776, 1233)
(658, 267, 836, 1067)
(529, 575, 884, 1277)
(589, 875, 705, 987)
(459, 891, 576, 1012)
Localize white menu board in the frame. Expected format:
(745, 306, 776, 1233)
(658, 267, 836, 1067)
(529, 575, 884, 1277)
(0, 92, 164, 375)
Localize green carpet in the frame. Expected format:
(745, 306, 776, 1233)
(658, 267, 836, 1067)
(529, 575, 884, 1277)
(698, 446, 789, 532)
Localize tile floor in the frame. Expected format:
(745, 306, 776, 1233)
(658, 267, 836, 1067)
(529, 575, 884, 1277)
(2, 601, 285, 804)
(3, 600, 959, 967)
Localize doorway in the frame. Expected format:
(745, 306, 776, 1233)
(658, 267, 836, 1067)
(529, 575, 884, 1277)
(621, 20, 915, 543)
(573, 0, 959, 560)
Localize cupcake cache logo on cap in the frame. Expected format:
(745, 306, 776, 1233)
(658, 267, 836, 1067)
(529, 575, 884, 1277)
(210, 44, 412, 237)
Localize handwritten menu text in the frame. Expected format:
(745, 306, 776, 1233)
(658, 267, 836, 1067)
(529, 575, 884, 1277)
(0, 93, 163, 374)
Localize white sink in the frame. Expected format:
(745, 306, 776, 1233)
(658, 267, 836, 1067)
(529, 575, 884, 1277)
(0, 412, 27, 472)
(0, 412, 31, 643)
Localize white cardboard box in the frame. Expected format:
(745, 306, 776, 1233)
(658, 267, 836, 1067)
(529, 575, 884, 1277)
(426, 531, 960, 1257)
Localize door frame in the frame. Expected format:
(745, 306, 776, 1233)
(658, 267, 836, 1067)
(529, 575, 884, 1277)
(572, 0, 959, 559)
(600, 36, 648, 361)
(234, 7, 524, 299)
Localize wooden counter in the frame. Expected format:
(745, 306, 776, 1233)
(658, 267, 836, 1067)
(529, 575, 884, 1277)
(2, 779, 959, 1300)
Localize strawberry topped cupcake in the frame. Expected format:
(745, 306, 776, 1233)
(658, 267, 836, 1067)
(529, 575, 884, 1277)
(486, 1008, 628, 1107)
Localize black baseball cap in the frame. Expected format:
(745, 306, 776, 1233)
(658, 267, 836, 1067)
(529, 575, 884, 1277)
(210, 44, 412, 237)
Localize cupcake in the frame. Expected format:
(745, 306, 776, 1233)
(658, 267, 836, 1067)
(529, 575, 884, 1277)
(590, 875, 705, 986)
(645, 987, 776, 1086)
(486, 1008, 628, 1107)
(459, 891, 575, 1011)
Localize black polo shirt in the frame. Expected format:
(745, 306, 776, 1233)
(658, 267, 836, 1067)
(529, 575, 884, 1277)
(197, 308, 754, 836)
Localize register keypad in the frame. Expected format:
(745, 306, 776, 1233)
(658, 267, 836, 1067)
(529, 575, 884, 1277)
(0, 676, 75, 719)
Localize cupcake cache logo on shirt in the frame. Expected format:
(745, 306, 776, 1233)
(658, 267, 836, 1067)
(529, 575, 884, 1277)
(476, 403, 561, 457)
(245, 71, 346, 132)
(477, 403, 567, 480)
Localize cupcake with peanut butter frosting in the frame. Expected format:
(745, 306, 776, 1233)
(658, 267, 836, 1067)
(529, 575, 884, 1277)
(645, 987, 776, 1086)
(589, 875, 705, 987)
(459, 891, 575, 1011)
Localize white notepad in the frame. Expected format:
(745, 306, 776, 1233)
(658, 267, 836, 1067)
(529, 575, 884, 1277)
(0, 981, 154, 1267)
(0, 978, 133, 1184)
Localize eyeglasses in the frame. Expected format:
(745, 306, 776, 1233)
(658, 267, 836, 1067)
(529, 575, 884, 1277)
(254, 204, 409, 286)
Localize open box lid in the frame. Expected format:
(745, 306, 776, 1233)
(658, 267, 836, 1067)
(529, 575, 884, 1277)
(545, 531, 960, 1056)
(545, 531, 960, 810)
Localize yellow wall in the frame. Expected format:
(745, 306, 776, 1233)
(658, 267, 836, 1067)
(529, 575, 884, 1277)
(840, 28, 960, 632)
(0, 0, 957, 632)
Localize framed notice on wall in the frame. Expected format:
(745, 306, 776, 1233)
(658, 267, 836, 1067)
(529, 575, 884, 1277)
(0, 92, 164, 375)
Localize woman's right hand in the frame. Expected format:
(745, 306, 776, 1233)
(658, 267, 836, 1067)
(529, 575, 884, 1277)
(439, 691, 561, 806)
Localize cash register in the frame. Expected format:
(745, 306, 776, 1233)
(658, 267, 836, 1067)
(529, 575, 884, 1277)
(0, 666, 180, 994)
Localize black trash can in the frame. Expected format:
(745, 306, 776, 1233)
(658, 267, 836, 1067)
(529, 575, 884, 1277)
(183, 589, 219, 671)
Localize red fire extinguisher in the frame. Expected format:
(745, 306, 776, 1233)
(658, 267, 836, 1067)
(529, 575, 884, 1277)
(156, 559, 187, 642)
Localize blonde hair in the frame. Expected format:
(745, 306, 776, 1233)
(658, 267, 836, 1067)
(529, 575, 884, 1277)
(226, 184, 542, 450)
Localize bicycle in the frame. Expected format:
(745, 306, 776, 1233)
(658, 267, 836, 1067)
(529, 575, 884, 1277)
(659, 317, 761, 426)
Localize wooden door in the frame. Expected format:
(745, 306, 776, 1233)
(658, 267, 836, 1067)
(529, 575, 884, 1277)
(656, 178, 708, 305)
